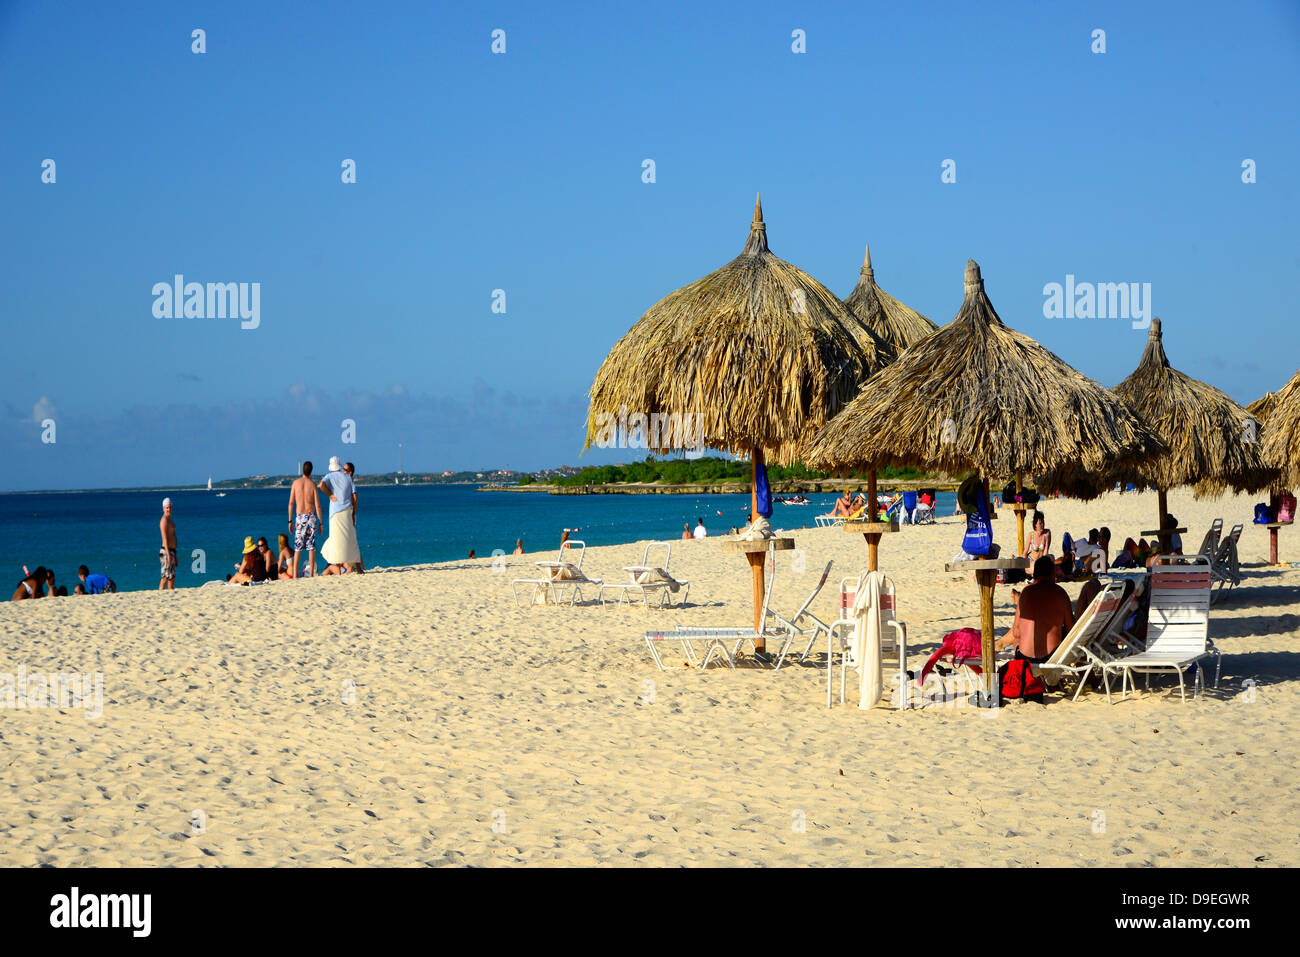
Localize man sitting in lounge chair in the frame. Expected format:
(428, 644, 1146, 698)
(995, 556, 1075, 665)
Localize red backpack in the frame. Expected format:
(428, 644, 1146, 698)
(998, 658, 1045, 701)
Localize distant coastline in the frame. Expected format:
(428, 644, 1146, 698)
(480, 478, 960, 495)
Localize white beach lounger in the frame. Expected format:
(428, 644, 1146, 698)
(1102, 555, 1221, 702)
(814, 504, 866, 528)
(826, 572, 909, 709)
(1031, 580, 1126, 702)
(655, 542, 782, 669)
(1195, 518, 1223, 561)
(1209, 523, 1243, 602)
(598, 541, 690, 609)
(510, 540, 604, 607)
(766, 560, 834, 669)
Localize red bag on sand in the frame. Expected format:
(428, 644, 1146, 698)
(998, 658, 1044, 700)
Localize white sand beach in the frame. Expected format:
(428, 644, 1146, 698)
(1, 489, 1296, 867)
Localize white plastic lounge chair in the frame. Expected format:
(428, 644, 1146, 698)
(1031, 580, 1126, 702)
(826, 572, 909, 709)
(1195, 518, 1223, 561)
(1102, 555, 1221, 701)
(598, 541, 690, 608)
(1209, 523, 1243, 602)
(510, 540, 603, 607)
(765, 560, 834, 668)
(647, 542, 780, 670)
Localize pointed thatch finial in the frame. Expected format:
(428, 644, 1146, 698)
(860, 243, 874, 280)
(1149, 316, 1162, 340)
(743, 193, 768, 256)
(964, 259, 983, 291)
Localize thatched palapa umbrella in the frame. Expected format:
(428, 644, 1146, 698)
(585, 196, 891, 644)
(1253, 372, 1300, 562)
(839, 244, 940, 567)
(843, 244, 939, 352)
(1261, 370, 1300, 487)
(1112, 317, 1274, 551)
(805, 259, 1161, 697)
(1247, 391, 1278, 427)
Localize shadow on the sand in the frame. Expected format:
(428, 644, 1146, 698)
(1211, 613, 1300, 640)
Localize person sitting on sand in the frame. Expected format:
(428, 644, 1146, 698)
(257, 536, 278, 581)
(277, 533, 294, 579)
(74, 584, 87, 595)
(12, 566, 47, 601)
(995, 556, 1075, 664)
(682, 523, 692, 540)
(78, 565, 116, 594)
(1023, 512, 1051, 563)
(693, 517, 708, 539)
(230, 537, 267, 584)
(513, 538, 524, 555)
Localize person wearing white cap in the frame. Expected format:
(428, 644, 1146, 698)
(318, 457, 360, 572)
(159, 497, 177, 590)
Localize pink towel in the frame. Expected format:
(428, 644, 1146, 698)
(917, 627, 984, 686)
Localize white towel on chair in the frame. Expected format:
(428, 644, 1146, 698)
(632, 567, 683, 593)
(851, 570, 885, 709)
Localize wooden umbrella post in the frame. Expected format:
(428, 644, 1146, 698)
(866, 470, 879, 571)
(1157, 487, 1170, 554)
(1015, 473, 1025, 557)
(978, 567, 997, 696)
(749, 447, 765, 648)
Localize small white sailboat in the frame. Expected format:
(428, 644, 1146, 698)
(207, 476, 213, 491)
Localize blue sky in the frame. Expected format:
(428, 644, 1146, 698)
(2, 0, 1297, 491)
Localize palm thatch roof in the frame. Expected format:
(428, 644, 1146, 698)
(803, 259, 1161, 493)
(1112, 318, 1274, 497)
(842, 244, 939, 353)
(1261, 368, 1300, 489)
(1247, 391, 1278, 425)
(584, 196, 893, 465)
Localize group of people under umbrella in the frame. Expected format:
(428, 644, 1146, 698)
(586, 196, 1296, 705)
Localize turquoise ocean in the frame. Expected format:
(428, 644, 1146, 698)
(0, 485, 957, 594)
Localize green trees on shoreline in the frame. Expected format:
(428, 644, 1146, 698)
(532, 456, 925, 487)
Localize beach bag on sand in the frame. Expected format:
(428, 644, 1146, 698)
(998, 658, 1044, 703)
(1253, 503, 1271, 525)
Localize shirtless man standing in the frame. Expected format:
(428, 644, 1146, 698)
(159, 498, 177, 590)
(995, 556, 1074, 663)
(289, 461, 322, 577)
